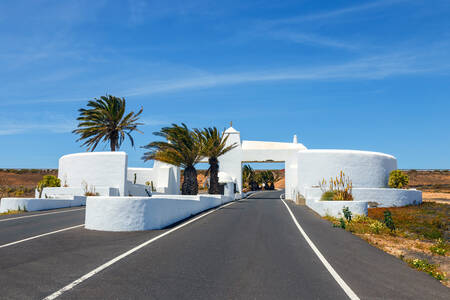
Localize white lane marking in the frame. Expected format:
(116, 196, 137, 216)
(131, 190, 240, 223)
(0, 208, 85, 222)
(280, 199, 360, 300)
(0, 224, 84, 249)
(43, 201, 236, 300)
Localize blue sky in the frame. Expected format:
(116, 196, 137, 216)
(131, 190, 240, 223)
(0, 0, 449, 169)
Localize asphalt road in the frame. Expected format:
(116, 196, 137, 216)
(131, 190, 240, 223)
(0, 191, 448, 299)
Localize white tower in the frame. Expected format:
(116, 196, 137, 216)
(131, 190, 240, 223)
(293, 134, 298, 144)
(219, 124, 243, 194)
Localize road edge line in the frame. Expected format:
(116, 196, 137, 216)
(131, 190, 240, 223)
(0, 224, 85, 249)
(0, 208, 85, 222)
(280, 199, 360, 300)
(43, 200, 236, 300)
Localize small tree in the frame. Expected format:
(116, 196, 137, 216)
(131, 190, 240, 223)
(388, 170, 409, 189)
(37, 175, 61, 198)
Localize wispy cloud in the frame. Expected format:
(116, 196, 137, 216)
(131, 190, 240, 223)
(123, 49, 450, 96)
(267, 0, 407, 25)
(0, 121, 75, 136)
(267, 31, 358, 50)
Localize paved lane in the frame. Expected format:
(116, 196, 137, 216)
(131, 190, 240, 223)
(0, 192, 448, 299)
(0, 207, 85, 246)
(58, 192, 350, 299)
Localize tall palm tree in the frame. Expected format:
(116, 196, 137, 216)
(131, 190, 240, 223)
(142, 123, 202, 195)
(73, 95, 143, 151)
(196, 127, 237, 194)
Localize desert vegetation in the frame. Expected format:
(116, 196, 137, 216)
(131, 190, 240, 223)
(319, 171, 353, 201)
(324, 203, 449, 286)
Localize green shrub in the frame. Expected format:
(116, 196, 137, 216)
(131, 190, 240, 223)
(37, 175, 61, 198)
(343, 207, 352, 223)
(321, 191, 335, 200)
(388, 170, 409, 189)
(369, 220, 385, 234)
(339, 218, 346, 229)
(383, 210, 396, 232)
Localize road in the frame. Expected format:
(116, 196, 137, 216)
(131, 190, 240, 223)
(0, 191, 448, 299)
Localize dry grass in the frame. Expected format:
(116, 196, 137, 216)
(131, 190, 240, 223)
(323, 202, 449, 286)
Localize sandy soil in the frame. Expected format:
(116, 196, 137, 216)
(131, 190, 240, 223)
(423, 192, 450, 204)
(358, 233, 449, 287)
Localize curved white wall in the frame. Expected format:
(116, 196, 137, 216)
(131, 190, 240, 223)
(85, 195, 232, 231)
(304, 187, 422, 216)
(59, 152, 128, 196)
(297, 150, 397, 196)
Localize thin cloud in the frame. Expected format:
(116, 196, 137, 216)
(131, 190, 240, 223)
(124, 50, 450, 96)
(267, 31, 358, 50)
(267, 0, 407, 25)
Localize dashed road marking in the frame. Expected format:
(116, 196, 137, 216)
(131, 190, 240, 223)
(43, 201, 235, 300)
(0, 224, 85, 249)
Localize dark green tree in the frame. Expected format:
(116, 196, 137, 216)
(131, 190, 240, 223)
(142, 123, 202, 195)
(73, 95, 143, 151)
(196, 127, 236, 194)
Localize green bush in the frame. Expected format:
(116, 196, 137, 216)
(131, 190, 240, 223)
(37, 175, 61, 197)
(383, 210, 396, 232)
(321, 191, 335, 200)
(343, 207, 352, 223)
(388, 170, 409, 189)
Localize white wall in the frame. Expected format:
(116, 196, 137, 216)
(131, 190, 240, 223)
(127, 167, 154, 185)
(297, 150, 397, 196)
(59, 152, 128, 196)
(37, 186, 119, 198)
(0, 196, 86, 213)
(85, 195, 232, 231)
(304, 187, 422, 217)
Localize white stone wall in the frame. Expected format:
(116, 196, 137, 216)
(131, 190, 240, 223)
(297, 150, 397, 196)
(59, 152, 128, 196)
(85, 195, 232, 231)
(304, 187, 422, 217)
(0, 196, 86, 213)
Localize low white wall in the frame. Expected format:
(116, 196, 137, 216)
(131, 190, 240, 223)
(304, 187, 422, 217)
(85, 195, 232, 231)
(59, 152, 128, 196)
(127, 167, 154, 185)
(306, 198, 368, 218)
(297, 149, 397, 196)
(0, 196, 86, 213)
(37, 187, 119, 198)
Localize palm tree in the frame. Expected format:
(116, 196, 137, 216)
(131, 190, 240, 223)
(142, 123, 202, 195)
(196, 127, 237, 194)
(242, 164, 258, 191)
(73, 95, 143, 151)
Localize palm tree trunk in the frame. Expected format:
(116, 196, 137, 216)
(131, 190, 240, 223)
(110, 135, 116, 151)
(208, 157, 220, 194)
(182, 165, 198, 195)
